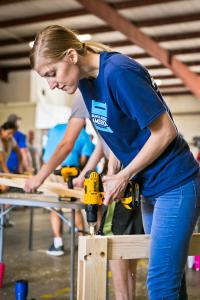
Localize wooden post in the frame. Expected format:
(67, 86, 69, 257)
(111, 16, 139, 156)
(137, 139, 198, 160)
(77, 236, 108, 300)
(77, 234, 200, 299)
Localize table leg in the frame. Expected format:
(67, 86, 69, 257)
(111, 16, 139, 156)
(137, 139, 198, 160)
(70, 209, 75, 300)
(0, 205, 5, 289)
(28, 207, 34, 251)
(0, 205, 4, 262)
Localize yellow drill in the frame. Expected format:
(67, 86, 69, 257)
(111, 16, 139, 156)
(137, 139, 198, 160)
(83, 170, 140, 235)
(54, 166, 80, 189)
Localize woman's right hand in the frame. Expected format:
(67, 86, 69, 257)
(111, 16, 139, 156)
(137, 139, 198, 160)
(24, 175, 43, 193)
(72, 175, 85, 188)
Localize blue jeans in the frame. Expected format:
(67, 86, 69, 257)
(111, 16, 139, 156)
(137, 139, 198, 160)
(141, 173, 200, 300)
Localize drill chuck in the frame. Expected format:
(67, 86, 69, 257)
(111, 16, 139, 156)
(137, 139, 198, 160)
(85, 204, 99, 223)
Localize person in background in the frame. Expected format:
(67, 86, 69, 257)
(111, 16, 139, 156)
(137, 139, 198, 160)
(25, 25, 200, 299)
(6, 114, 32, 174)
(43, 123, 94, 256)
(0, 121, 23, 226)
(27, 130, 41, 174)
(0, 121, 23, 174)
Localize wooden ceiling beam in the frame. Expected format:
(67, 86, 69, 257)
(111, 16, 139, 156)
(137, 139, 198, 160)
(1, 65, 31, 72)
(0, 0, 177, 8)
(1, 60, 199, 73)
(0, 2, 199, 29)
(1, 29, 200, 56)
(159, 83, 184, 89)
(130, 47, 200, 59)
(161, 91, 192, 96)
(77, 12, 196, 32)
(0, 51, 30, 60)
(154, 72, 200, 79)
(1, 51, 200, 71)
(2, 45, 200, 61)
(0, 9, 87, 28)
(109, 31, 200, 48)
(0, 44, 200, 62)
(0, 0, 29, 5)
(0, 68, 8, 82)
(145, 60, 200, 70)
(1, 64, 199, 86)
(0, 35, 35, 47)
(77, 0, 200, 98)
(136, 12, 200, 27)
(111, 0, 178, 9)
(1, 22, 200, 48)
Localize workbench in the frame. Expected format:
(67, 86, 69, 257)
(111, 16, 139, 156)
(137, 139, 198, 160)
(0, 192, 85, 300)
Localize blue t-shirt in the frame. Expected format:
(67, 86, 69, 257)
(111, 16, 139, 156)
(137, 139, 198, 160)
(43, 123, 94, 167)
(79, 52, 199, 198)
(7, 130, 27, 173)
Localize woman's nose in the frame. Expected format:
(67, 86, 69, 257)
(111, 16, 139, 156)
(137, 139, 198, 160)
(48, 79, 58, 90)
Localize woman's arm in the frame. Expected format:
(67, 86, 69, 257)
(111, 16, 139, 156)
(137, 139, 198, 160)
(20, 148, 32, 172)
(103, 112, 177, 204)
(24, 118, 85, 192)
(0, 152, 10, 173)
(107, 150, 121, 175)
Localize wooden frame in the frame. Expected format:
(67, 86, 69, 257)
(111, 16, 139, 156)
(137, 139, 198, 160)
(77, 233, 200, 300)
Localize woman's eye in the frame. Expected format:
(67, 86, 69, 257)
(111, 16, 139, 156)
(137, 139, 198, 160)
(46, 72, 55, 78)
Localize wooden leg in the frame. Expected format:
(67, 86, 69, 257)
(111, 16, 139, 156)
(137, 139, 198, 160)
(77, 236, 108, 300)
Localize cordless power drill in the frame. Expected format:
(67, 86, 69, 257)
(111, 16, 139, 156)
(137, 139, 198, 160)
(83, 170, 140, 235)
(54, 166, 80, 194)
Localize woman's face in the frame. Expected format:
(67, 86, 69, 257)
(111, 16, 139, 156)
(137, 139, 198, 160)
(1, 129, 15, 141)
(36, 51, 80, 94)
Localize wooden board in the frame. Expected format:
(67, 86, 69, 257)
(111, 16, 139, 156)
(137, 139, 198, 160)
(0, 176, 84, 200)
(0, 172, 31, 179)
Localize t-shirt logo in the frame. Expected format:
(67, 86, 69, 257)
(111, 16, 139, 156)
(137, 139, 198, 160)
(91, 100, 113, 133)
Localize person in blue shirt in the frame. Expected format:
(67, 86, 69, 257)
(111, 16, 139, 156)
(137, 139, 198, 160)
(43, 123, 94, 168)
(43, 123, 94, 256)
(25, 25, 200, 300)
(6, 114, 32, 174)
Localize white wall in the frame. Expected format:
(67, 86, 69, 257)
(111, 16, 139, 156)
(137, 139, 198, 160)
(165, 95, 200, 156)
(0, 71, 30, 103)
(0, 102, 36, 134)
(30, 70, 75, 129)
(30, 70, 74, 106)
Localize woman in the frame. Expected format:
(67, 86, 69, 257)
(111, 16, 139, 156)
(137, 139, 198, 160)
(25, 25, 200, 300)
(0, 121, 23, 174)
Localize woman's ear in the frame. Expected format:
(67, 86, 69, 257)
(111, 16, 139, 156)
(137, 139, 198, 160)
(65, 49, 78, 64)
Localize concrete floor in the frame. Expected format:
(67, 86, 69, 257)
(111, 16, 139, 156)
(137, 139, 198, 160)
(0, 208, 199, 300)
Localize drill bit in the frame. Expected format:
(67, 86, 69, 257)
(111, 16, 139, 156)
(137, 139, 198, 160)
(89, 224, 95, 236)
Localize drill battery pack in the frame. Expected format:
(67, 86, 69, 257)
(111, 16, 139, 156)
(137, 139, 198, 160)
(121, 181, 140, 210)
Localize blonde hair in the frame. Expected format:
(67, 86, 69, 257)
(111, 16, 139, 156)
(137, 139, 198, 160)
(30, 25, 111, 68)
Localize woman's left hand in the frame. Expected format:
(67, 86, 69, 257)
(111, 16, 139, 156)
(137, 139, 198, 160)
(102, 174, 129, 206)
